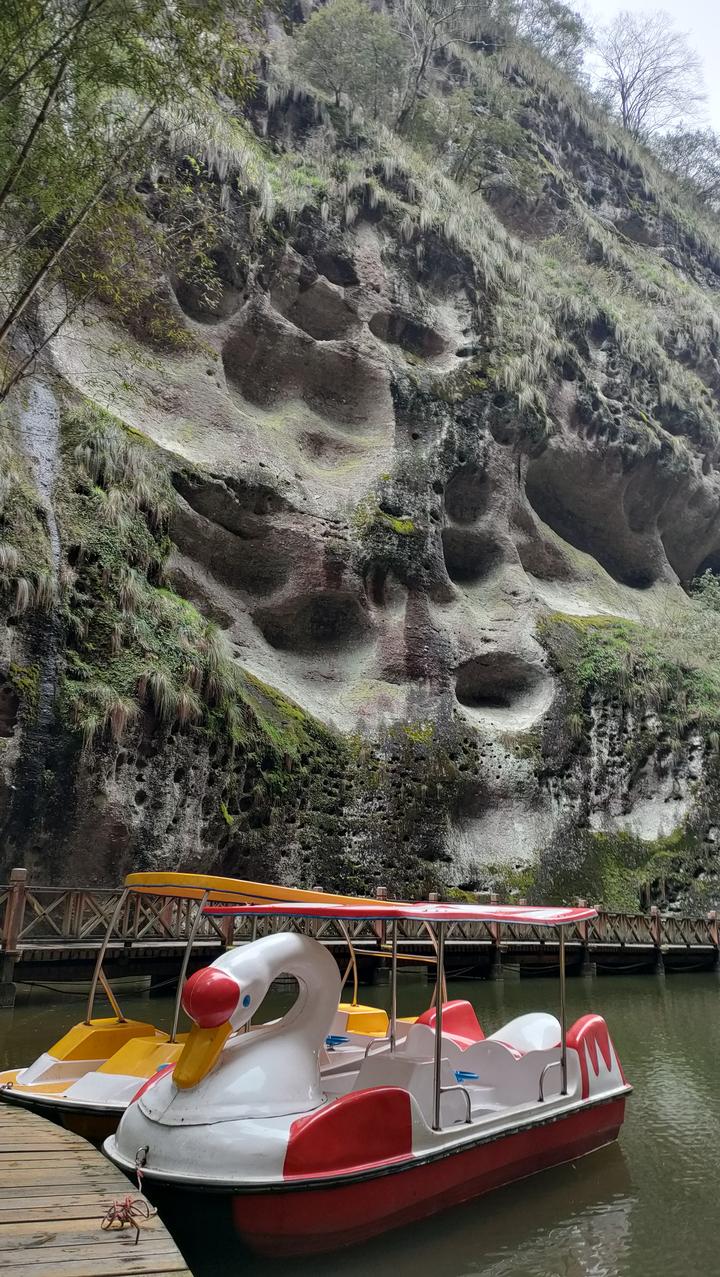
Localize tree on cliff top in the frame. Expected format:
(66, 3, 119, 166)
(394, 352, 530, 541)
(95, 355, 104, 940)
(595, 9, 705, 139)
(655, 128, 720, 209)
(294, 0, 407, 117)
(0, 0, 259, 398)
(515, 0, 589, 75)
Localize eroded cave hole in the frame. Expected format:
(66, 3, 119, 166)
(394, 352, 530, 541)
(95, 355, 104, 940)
(515, 534, 574, 582)
(455, 653, 551, 727)
(369, 312, 447, 358)
(222, 307, 391, 429)
(444, 466, 488, 524)
(299, 430, 357, 467)
(255, 591, 372, 653)
(442, 528, 502, 584)
(174, 248, 245, 323)
(311, 251, 359, 287)
(525, 460, 659, 589)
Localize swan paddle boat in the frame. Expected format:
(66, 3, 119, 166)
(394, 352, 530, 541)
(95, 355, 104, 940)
(0, 874, 389, 1139)
(106, 899, 630, 1255)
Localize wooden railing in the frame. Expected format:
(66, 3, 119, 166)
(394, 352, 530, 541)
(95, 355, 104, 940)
(0, 870, 718, 955)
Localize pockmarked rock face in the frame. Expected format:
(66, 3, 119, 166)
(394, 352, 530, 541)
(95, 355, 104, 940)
(3, 41, 720, 905)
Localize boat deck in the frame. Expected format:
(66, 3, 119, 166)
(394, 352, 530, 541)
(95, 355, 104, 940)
(0, 1102, 192, 1276)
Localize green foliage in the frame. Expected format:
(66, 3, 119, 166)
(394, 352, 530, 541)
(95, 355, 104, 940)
(7, 663, 39, 711)
(539, 611, 720, 740)
(403, 721, 434, 744)
(57, 402, 344, 788)
(379, 513, 416, 536)
(690, 569, 720, 612)
(532, 828, 684, 910)
(294, 0, 406, 117)
(654, 128, 720, 210)
(0, 429, 53, 613)
(58, 403, 216, 744)
(514, 0, 590, 75)
(352, 496, 417, 538)
(0, 0, 259, 391)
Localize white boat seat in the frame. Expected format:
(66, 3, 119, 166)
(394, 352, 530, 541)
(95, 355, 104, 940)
(351, 1051, 469, 1126)
(486, 1013, 561, 1056)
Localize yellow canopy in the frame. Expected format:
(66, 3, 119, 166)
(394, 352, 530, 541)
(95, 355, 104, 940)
(123, 872, 380, 908)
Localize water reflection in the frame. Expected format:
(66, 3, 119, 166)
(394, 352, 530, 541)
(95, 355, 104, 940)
(2, 970, 719, 1275)
(159, 1144, 634, 1277)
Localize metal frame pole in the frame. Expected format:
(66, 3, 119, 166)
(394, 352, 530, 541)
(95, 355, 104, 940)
(390, 918, 398, 1052)
(432, 921, 445, 1131)
(85, 887, 129, 1025)
(559, 926, 567, 1095)
(338, 921, 359, 1006)
(170, 890, 210, 1043)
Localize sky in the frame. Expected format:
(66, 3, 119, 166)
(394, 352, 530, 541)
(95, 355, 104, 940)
(591, 1, 720, 129)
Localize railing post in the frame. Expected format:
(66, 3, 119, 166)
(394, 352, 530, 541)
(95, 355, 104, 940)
(220, 913, 234, 949)
(650, 905, 664, 973)
(488, 892, 503, 981)
(576, 898, 594, 976)
(372, 886, 388, 946)
(0, 867, 28, 1009)
(708, 911, 719, 970)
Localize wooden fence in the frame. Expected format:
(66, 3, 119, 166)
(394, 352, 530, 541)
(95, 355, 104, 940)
(1, 868, 718, 956)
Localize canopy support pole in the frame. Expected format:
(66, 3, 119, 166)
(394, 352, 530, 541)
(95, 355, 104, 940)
(99, 969, 125, 1023)
(85, 887, 129, 1025)
(390, 918, 398, 1053)
(337, 921, 359, 1006)
(559, 926, 567, 1095)
(170, 889, 210, 1043)
(432, 921, 445, 1131)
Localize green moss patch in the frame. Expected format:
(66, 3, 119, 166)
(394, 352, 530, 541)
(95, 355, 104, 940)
(539, 610, 720, 743)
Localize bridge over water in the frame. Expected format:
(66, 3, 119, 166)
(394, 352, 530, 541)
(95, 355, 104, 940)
(1, 868, 718, 1006)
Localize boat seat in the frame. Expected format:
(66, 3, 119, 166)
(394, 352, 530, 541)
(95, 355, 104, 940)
(486, 1013, 560, 1057)
(351, 1050, 468, 1125)
(415, 1000, 485, 1049)
(331, 1004, 390, 1038)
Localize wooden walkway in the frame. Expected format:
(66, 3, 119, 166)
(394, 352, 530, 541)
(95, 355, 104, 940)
(0, 1104, 192, 1276)
(3, 869, 720, 1001)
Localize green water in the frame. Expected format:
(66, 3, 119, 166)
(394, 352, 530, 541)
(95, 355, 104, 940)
(1, 970, 718, 1276)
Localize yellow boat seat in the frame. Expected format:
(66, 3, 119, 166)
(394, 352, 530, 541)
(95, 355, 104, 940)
(338, 1003, 389, 1036)
(48, 1018, 167, 1062)
(97, 1035, 187, 1079)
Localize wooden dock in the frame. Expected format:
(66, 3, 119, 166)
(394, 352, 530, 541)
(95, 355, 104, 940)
(0, 1104, 192, 1276)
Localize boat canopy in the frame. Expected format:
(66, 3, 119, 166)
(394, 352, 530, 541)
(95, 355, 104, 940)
(204, 901, 597, 927)
(123, 872, 379, 907)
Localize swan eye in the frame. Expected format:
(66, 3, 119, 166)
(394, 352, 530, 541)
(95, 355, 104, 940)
(242, 994, 251, 1008)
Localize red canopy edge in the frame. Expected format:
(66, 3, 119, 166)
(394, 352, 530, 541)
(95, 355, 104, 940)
(204, 901, 597, 927)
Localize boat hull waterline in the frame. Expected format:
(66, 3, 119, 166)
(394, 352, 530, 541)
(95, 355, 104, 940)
(109, 1094, 626, 1256)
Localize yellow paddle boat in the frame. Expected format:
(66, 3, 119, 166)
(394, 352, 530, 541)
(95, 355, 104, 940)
(0, 873, 392, 1139)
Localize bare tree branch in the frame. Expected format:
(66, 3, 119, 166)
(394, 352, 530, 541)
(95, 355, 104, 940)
(595, 9, 705, 139)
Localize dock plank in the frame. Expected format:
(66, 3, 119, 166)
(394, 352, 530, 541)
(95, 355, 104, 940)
(0, 1106, 191, 1275)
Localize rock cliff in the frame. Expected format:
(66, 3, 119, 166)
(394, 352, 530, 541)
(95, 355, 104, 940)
(3, 23, 720, 905)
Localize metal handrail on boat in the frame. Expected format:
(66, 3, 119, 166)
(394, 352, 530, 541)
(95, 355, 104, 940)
(538, 1059, 562, 1102)
(439, 1083, 473, 1125)
(363, 1037, 387, 1059)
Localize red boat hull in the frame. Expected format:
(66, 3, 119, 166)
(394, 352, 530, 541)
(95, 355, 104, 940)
(232, 1095, 626, 1256)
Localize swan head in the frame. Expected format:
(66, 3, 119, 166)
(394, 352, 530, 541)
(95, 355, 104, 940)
(173, 964, 262, 1090)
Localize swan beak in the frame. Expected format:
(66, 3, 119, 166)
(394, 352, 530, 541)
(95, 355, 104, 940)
(174, 1022, 233, 1090)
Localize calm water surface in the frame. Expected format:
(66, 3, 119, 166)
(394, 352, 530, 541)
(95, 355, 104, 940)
(0, 970, 717, 1277)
